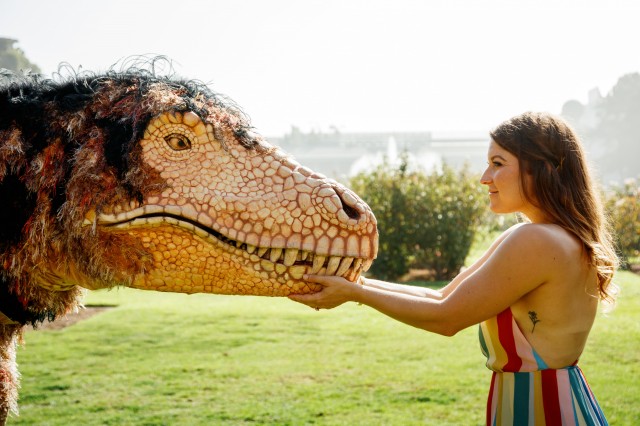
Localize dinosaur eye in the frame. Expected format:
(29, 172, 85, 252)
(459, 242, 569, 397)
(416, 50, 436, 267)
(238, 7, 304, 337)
(164, 134, 192, 151)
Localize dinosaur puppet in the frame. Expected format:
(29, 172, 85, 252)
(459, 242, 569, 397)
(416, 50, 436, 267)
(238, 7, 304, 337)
(0, 62, 378, 422)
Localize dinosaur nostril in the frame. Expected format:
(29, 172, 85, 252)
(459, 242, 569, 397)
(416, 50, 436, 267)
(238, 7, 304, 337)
(336, 193, 361, 220)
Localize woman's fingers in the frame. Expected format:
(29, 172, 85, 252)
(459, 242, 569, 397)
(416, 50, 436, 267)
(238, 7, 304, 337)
(288, 293, 325, 311)
(287, 275, 329, 307)
(304, 274, 326, 283)
(304, 274, 350, 286)
(288, 273, 359, 310)
(288, 293, 318, 303)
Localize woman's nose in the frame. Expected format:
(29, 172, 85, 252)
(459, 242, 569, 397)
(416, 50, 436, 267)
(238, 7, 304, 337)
(480, 168, 492, 185)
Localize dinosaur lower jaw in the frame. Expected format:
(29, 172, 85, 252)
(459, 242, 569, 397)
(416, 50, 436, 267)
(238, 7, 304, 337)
(94, 212, 371, 282)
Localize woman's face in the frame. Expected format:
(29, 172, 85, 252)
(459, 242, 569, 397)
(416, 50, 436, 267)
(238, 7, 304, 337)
(480, 140, 536, 217)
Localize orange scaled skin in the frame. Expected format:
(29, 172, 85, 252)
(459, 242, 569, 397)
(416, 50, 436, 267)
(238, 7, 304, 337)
(89, 111, 378, 296)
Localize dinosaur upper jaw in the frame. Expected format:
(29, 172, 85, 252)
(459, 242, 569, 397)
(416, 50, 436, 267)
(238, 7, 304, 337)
(84, 205, 374, 295)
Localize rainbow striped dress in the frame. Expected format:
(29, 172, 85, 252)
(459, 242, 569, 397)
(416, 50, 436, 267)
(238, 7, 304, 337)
(479, 308, 608, 425)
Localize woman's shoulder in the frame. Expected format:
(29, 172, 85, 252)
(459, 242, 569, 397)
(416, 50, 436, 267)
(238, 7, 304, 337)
(509, 222, 575, 240)
(503, 223, 582, 259)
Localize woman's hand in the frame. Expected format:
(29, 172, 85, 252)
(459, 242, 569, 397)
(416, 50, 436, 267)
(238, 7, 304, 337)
(288, 274, 362, 310)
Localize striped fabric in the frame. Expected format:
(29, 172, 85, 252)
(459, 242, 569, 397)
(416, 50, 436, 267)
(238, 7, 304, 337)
(479, 308, 608, 425)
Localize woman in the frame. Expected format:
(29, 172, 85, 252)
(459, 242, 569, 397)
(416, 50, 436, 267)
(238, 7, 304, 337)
(290, 112, 618, 425)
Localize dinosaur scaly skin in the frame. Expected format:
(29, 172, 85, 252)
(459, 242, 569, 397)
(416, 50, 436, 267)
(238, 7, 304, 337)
(91, 110, 376, 295)
(0, 64, 378, 421)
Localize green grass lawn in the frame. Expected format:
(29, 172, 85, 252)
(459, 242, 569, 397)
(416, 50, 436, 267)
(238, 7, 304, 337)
(11, 272, 640, 425)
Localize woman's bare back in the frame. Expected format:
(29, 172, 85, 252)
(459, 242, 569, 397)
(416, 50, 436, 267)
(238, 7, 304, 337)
(510, 224, 599, 368)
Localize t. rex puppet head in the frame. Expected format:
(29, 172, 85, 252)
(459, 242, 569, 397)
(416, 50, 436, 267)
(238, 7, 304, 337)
(0, 64, 378, 326)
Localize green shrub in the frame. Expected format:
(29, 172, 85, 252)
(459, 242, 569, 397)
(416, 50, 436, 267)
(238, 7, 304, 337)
(350, 156, 487, 281)
(607, 178, 640, 268)
(349, 158, 412, 280)
(405, 163, 486, 280)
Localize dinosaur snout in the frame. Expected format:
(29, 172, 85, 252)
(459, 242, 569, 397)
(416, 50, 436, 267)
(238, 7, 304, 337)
(313, 183, 373, 228)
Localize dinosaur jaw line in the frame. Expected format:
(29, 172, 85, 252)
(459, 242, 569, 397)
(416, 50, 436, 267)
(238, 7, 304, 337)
(86, 206, 372, 282)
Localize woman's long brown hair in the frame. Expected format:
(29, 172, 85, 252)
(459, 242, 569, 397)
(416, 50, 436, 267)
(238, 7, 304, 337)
(490, 112, 618, 302)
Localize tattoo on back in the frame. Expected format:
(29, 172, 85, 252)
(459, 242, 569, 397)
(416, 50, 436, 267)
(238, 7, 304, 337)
(528, 311, 540, 333)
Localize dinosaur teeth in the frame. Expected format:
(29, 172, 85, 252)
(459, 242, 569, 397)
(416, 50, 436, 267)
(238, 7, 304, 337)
(311, 255, 325, 274)
(352, 258, 363, 272)
(283, 249, 298, 266)
(269, 248, 283, 263)
(362, 258, 373, 272)
(98, 211, 373, 280)
(325, 256, 341, 275)
(236, 239, 366, 281)
(336, 257, 354, 277)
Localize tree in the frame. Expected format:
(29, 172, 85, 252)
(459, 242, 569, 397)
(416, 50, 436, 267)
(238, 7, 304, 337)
(350, 156, 487, 281)
(595, 74, 640, 268)
(593, 73, 640, 180)
(595, 73, 640, 180)
(350, 156, 412, 280)
(406, 163, 486, 280)
(606, 179, 640, 269)
(0, 38, 41, 74)
(560, 73, 640, 182)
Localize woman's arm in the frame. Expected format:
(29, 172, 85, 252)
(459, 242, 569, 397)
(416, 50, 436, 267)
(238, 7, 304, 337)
(358, 225, 525, 300)
(437, 224, 524, 298)
(362, 278, 444, 299)
(289, 224, 553, 336)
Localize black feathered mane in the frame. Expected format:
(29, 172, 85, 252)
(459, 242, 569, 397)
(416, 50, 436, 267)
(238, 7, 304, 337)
(0, 57, 257, 326)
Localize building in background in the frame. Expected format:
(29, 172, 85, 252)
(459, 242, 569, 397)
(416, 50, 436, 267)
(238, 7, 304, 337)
(268, 127, 488, 181)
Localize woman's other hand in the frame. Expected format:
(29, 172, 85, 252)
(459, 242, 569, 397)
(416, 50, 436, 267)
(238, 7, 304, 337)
(288, 274, 362, 310)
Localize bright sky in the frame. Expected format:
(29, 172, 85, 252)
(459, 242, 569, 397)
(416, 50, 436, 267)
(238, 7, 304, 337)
(2, 0, 639, 137)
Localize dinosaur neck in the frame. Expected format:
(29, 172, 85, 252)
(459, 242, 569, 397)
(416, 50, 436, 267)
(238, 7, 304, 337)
(0, 276, 53, 326)
(0, 274, 83, 327)
(0, 256, 67, 327)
